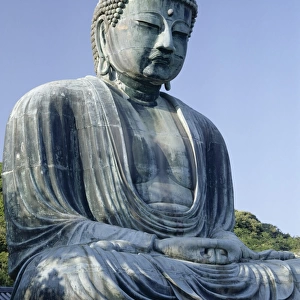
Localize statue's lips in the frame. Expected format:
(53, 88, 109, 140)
(149, 53, 172, 65)
(152, 58, 171, 65)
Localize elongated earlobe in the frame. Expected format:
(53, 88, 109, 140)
(164, 81, 171, 91)
(97, 56, 111, 76)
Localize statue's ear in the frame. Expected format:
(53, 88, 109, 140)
(95, 19, 110, 75)
(95, 19, 107, 58)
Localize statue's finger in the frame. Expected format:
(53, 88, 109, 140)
(215, 249, 229, 265)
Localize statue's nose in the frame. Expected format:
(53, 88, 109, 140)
(154, 25, 175, 53)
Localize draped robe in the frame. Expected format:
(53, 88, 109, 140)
(3, 76, 300, 299)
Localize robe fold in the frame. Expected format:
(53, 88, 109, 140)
(3, 76, 300, 299)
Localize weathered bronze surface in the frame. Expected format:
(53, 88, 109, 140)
(3, 0, 300, 299)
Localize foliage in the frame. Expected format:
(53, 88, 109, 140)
(0, 252, 13, 286)
(234, 210, 300, 254)
(0, 163, 14, 286)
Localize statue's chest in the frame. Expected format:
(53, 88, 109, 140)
(115, 96, 193, 189)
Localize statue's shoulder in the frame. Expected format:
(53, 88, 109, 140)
(10, 76, 103, 116)
(19, 76, 96, 100)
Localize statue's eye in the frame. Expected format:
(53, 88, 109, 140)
(172, 23, 190, 39)
(136, 20, 160, 32)
(172, 30, 189, 39)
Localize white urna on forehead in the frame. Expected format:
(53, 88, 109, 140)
(91, 0, 198, 74)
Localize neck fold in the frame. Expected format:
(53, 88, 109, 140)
(117, 74, 161, 106)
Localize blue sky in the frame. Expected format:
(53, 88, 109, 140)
(1, 1, 300, 236)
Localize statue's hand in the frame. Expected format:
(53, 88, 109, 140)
(212, 233, 296, 261)
(210, 234, 296, 262)
(256, 249, 295, 261)
(154, 237, 244, 265)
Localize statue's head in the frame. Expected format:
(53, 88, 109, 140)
(91, 0, 198, 87)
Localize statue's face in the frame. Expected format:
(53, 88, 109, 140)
(103, 0, 192, 85)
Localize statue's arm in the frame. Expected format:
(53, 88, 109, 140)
(151, 111, 294, 264)
(2, 81, 156, 277)
(199, 116, 294, 263)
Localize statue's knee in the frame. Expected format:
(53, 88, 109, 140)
(15, 256, 67, 300)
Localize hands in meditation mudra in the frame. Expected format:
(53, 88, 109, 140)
(3, 0, 300, 299)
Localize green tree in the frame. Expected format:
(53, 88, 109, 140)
(0, 163, 14, 286)
(234, 210, 300, 253)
